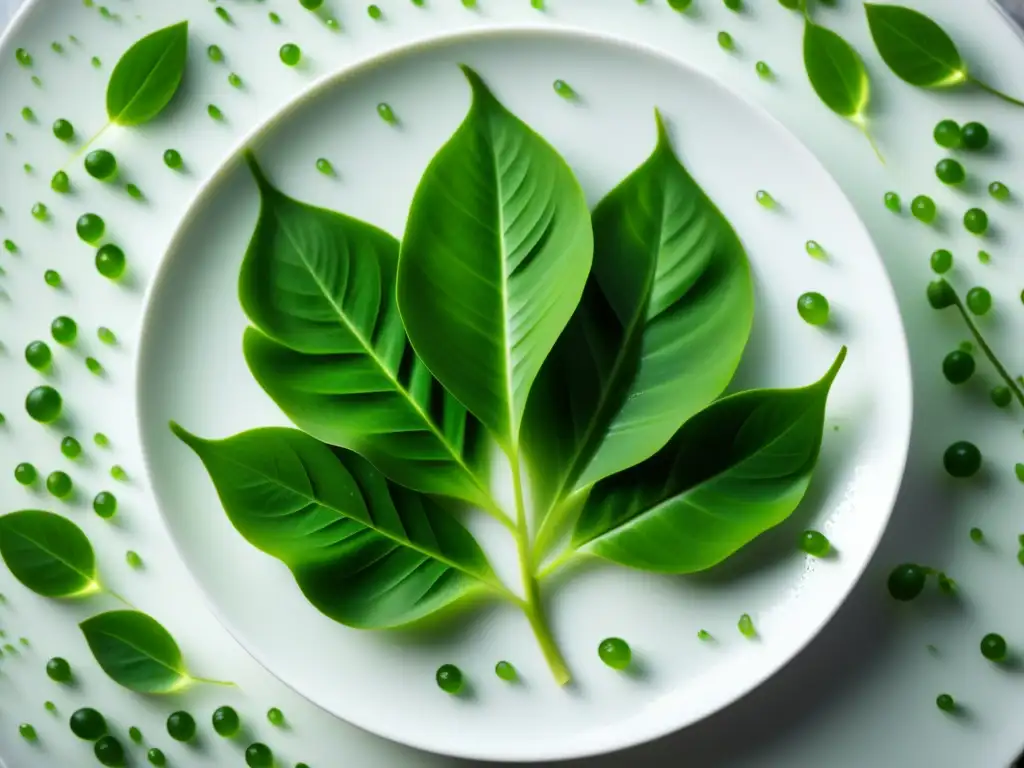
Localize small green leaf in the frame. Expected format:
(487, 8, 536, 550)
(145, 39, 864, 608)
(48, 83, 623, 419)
(80, 610, 189, 693)
(397, 65, 593, 455)
(106, 21, 189, 125)
(803, 21, 870, 118)
(238, 155, 496, 516)
(572, 348, 846, 573)
(523, 111, 753, 545)
(863, 4, 965, 88)
(172, 424, 502, 628)
(0, 511, 97, 598)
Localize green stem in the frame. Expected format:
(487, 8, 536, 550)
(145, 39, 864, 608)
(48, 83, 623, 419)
(951, 290, 1024, 409)
(102, 586, 135, 610)
(511, 456, 571, 686)
(62, 121, 111, 172)
(189, 676, 238, 688)
(859, 123, 885, 165)
(537, 548, 580, 582)
(532, 487, 590, 567)
(971, 78, 1024, 109)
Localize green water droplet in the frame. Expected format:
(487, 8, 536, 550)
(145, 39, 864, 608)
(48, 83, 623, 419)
(316, 158, 335, 176)
(377, 102, 397, 124)
(756, 189, 776, 209)
(738, 613, 756, 637)
(208, 104, 224, 121)
(553, 79, 577, 99)
(280, 43, 301, 66)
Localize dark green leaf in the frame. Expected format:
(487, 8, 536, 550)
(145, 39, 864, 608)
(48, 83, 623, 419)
(864, 4, 966, 88)
(572, 347, 846, 573)
(523, 111, 753, 537)
(106, 21, 189, 125)
(80, 610, 189, 693)
(397, 65, 593, 455)
(803, 21, 870, 118)
(0, 511, 96, 598)
(238, 154, 495, 515)
(171, 424, 502, 628)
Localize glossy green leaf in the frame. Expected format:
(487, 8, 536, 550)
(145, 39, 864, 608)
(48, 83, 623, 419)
(0, 511, 97, 598)
(523, 112, 753, 533)
(863, 4, 965, 88)
(803, 21, 870, 118)
(397, 65, 593, 454)
(106, 21, 189, 125)
(80, 610, 190, 693)
(238, 155, 495, 514)
(572, 347, 846, 573)
(171, 424, 502, 628)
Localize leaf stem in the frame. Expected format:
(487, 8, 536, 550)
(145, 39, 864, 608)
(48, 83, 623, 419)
(949, 289, 1024, 409)
(536, 548, 581, 582)
(857, 122, 885, 164)
(970, 77, 1024, 109)
(511, 456, 571, 686)
(189, 676, 238, 688)
(532, 488, 588, 567)
(62, 121, 111, 172)
(102, 586, 135, 610)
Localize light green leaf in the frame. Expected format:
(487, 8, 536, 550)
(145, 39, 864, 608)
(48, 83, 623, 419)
(572, 347, 846, 573)
(238, 154, 496, 516)
(80, 610, 191, 693)
(523, 112, 753, 543)
(397, 65, 593, 454)
(106, 21, 189, 125)
(0, 511, 97, 598)
(803, 21, 870, 118)
(171, 424, 503, 628)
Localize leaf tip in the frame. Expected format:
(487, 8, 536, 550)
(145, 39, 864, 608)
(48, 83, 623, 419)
(822, 346, 848, 386)
(168, 420, 198, 446)
(457, 63, 495, 105)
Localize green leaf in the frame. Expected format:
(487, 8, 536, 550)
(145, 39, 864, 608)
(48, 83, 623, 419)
(572, 347, 846, 573)
(523, 112, 753, 531)
(106, 21, 189, 125)
(397, 65, 593, 455)
(863, 4, 966, 88)
(0, 511, 97, 598)
(238, 154, 496, 515)
(171, 424, 503, 628)
(80, 610, 190, 693)
(803, 21, 870, 119)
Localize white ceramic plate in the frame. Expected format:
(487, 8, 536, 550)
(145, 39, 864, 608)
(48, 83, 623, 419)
(137, 27, 912, 763)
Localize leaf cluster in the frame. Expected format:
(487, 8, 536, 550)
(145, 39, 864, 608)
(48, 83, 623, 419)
(171, 66, 845, 682)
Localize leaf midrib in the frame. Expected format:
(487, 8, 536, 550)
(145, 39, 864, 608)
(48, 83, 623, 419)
(481, 118, 517, 452)
(271, 209, 491, 502)
(545, 208, 663, 512)
(110, 30, 181, 123)
(90, 628, 183, 685)
(584, 393, 821, 548)
(202, 437, 494, 587)
(874, 13, 960, 80)
(5, 526, 93, 587)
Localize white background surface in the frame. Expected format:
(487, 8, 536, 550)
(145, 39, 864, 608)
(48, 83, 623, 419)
(1, 1, 1024, 767)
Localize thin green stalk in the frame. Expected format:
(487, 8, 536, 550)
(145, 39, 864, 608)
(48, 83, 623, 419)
(951, 291, 1024, 408)
(511, 456, 571, 686)
(61, 121, 110, 172)
(537, 548, 581, 582)
(189, 676, 237, 688)
(859, 123, 885, 165)
(102, 586, 135, 610)
(971, 78, 1024, 109)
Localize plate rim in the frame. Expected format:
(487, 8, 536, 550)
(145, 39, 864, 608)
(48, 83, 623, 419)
(132, 23, 915, 763)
